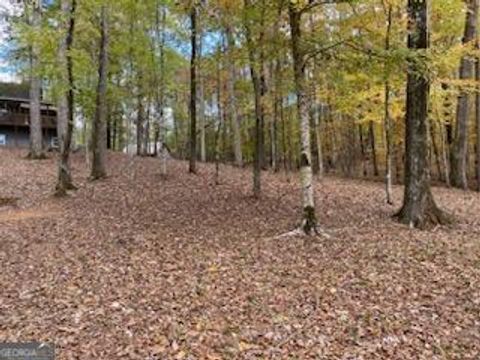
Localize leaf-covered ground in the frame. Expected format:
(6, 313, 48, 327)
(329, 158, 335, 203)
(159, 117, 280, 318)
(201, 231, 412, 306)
(0, 149, 479, 359)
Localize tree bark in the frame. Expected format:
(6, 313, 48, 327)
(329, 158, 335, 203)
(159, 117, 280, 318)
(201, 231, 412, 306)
(226, 25, 243, 167)
(358, 124, 367, 176)
(476, 56, 480, 191)
(159, 5, 167, 175)
(189, 5, 197, 173)
(55, 0, 76, 195)
(383, 4, 393, 204)
(395, 0, 450, 228)
(28, 0, 44, 159)
(136, 88, 145, 156)
(90, 5, 108, 180)
(369, 121, 379, 177)
(244, 0, 262, 197)
(198, 28, 206, 163)
(450, 0, 479, 189)
(289, 2, 317, 234)
(214, 56, 223, 185)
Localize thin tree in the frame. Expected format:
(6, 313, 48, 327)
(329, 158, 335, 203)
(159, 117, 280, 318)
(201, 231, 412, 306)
(189, 3, 197, 173)
(476, 54, 480, 191)
(450, 0, 479, 189)
(395, 0, 450, 228)
(383, 2, 393, 204)
(225, 24, 243, 167)
(27, 0, 44, 159)
(55, 0, 77, 195)
(244, 0, 262, 197)
(155, 2, 167, 176)
(288, 1, 318, 234)
(198, 27, 206, 163)
(90, 4, 108, 180)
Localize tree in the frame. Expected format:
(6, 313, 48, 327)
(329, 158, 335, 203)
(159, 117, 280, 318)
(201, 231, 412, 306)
(27, 0, 44, 159)
(90, 4, 108, 180)
(55, 0, 77, 195)
(395, 0, 450, 228)
(383, 2, 393, 205)
(288, 1, 318, 234)
(225, 24, 243, 167)
(476, 53, 480, 191)
(243, 0, 263, 198)
(450, 0, 479, 189)
(189, 3, 198, 174)
(155, 2, 168, 176)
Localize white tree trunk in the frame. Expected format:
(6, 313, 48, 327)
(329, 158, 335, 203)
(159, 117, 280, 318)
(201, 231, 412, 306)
(289, 3, 317, 234)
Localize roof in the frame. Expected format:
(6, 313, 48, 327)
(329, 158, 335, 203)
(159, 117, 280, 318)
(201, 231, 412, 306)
(0, 82, 30, 99)
(0, 113, 57, 129)
(0, 96, 55, 108)
(0, 82, 53, 106)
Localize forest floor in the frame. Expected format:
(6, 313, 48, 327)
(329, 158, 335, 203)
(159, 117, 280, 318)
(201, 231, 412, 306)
(0, 148, 479, 360)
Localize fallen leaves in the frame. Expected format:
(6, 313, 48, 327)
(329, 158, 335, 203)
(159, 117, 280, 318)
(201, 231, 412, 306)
(0, 148, 479, 359)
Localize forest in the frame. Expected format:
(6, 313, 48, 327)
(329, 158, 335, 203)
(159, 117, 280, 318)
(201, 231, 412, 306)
(0, 0, 479, 359)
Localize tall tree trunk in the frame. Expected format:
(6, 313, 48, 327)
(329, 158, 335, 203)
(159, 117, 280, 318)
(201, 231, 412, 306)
(215, 56, 223, 185)
(476, 56, 480, 191)
(430, 119, 443, 182)
(271, 61, 279, 172)
(383, 4, 393, 204)
(189, 5, 197, 173)
(90, 5, 108, 180)
(439, 117, 451, 186)
(154, 2, 167, 175)
(198, 29, 206, 163)
(244, 0, 261, 197)
(281, 96, 288, 172)
(369, 121, 379, 177)
(136, 86, 145, 156)
(450, 0, 479, 189)
(359, 124, 367, 176)
(395, 0, 450, 228)
(289, 3, 317, 234)
(55, 0, 76, 195)
(28, 0, 44, 159)
(314, 104, 324, 178)
(226, 25, 243, 167)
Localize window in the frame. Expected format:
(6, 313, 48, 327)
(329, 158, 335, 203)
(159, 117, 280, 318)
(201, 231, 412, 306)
(0, 134, 6, 146)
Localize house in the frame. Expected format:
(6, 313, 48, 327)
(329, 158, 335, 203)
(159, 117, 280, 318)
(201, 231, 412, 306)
(0, 82, 57, 148)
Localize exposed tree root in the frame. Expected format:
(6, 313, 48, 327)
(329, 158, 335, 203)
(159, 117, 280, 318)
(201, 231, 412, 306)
(273, 225, 331, 240)
(0, 197, 19, 207)
(54, 182, 77, 197)
(25, 152, 47, 160)
(394, 196, 454, 229)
